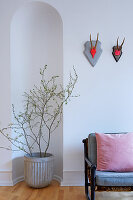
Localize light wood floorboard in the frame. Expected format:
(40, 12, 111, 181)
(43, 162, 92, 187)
(0, 181, 86, 200)
(1, 181, 133, 200)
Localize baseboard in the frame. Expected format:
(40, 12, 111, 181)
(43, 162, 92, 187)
(13, 175, 61, 186)
(0, 171, 24, 186)
(61, 171, 85, 186)
(0, 171, 13, 186)
(0, 171, 80, 186)
(12, 175, 24, 186)
(53, 174, 62, 184)
(0, 171, 62, 186)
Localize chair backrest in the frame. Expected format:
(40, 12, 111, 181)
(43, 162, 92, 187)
(88, 132, 127, 165)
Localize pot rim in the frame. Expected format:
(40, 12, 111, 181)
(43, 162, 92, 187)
(24, 152, 54, 161)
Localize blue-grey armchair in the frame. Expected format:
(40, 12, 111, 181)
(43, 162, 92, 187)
(82, 133, 133, 200)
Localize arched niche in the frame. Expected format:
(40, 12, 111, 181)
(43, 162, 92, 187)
(10, 1, 63, 184)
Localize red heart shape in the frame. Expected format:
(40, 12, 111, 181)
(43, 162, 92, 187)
(115, 49, 121, 56)
(90, 47, 96, 58)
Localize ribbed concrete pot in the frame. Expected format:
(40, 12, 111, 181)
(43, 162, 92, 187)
(24, 153, 54, 188)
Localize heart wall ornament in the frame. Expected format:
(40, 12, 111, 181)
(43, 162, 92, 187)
(84, 34, 102, 67)
(112, 37, 125, 62)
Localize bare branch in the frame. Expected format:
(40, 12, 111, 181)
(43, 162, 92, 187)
(0, 65, 78, 157)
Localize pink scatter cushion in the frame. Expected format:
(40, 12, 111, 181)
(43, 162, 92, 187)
(95, 132, 133, 172)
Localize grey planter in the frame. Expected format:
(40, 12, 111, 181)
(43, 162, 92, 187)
(24, 153, 54, 188)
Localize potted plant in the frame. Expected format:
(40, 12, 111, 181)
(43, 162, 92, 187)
(0, 65, 78, 188)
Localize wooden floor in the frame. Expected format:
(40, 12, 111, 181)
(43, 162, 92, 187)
(0, 181, 86, 200)
(1, 181, 133, 200)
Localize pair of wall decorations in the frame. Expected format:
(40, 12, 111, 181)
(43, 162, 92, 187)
(84, 33, 125, 67)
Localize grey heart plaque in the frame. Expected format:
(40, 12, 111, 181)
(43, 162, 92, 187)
(84, 40, 102, 67)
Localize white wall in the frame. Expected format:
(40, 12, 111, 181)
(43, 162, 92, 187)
(10, 1, 63, 183)
(44, 0, 133, 186)
(0, 0, 14, 185)
(0, 0, 63, 185)
(1, 0, 133, 186)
